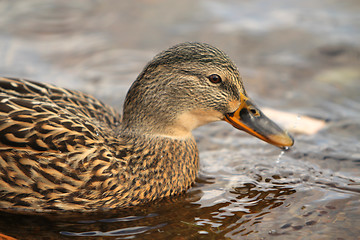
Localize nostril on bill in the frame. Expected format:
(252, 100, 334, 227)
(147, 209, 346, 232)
(249, 108, 259, 116)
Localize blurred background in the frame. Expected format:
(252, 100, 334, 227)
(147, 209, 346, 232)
(0, 0, 359, 239)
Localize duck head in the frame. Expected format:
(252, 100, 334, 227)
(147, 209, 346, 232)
(122, 42, 294, 148)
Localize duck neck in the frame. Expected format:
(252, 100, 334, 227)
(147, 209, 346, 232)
(118, 124, 193, 141)
(120, 109, 195, 139)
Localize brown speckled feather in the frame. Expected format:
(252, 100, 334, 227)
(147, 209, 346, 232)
(0, 77, 198, 212)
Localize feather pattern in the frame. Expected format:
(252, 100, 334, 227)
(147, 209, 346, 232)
(0, 77, 198, 212)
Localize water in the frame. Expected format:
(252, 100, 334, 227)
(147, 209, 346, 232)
(0, 0, 359, 239)
(276, 150, 285, 163)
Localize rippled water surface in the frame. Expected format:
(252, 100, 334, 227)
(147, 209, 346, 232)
(0, 0, 359, 239)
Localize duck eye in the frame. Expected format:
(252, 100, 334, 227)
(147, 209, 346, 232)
(208, 74, 222, 84)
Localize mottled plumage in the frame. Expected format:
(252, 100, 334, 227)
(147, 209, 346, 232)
(0, 42, 293, 213)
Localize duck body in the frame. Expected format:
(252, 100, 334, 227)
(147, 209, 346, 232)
(0, 78, 198, 212)
(0, 43, 293, 213)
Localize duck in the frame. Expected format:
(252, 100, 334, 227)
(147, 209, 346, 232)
(0, 42, 293, 213)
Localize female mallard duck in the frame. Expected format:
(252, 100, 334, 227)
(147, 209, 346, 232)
(0, 42, 293, 213)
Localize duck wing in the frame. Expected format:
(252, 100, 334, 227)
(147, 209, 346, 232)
(0, 77, 121, 135)
(0, 77, 124, 211)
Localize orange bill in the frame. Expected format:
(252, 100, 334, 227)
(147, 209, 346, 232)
(224, 99, 294, 149)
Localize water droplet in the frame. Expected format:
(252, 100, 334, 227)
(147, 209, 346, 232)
(268, 229, 277, 235)
(276, 150, 285, 163)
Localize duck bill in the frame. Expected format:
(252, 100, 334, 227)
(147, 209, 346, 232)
(224, 99, 294, 149)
